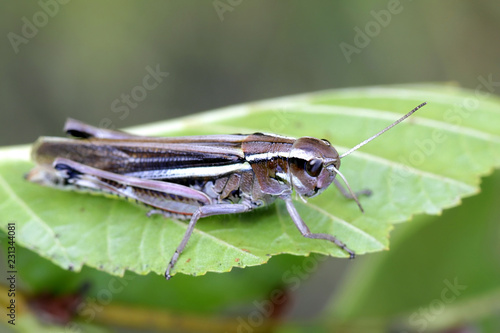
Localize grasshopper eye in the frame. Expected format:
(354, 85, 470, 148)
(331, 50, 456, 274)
(305, 159, 323, 177)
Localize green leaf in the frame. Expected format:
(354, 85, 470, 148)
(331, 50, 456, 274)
(5, 241, 304, 314)
(0, 84, 499, 278)
(323, 168, 500, 332)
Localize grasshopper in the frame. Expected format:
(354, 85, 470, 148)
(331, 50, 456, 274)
(27, 102, 426, 279)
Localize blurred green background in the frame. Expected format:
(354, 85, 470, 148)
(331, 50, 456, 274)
(1, 0, 499, 145)
(1, 1, 500, 332)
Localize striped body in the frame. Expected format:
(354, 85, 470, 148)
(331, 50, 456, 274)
(29, 129, 339, 219)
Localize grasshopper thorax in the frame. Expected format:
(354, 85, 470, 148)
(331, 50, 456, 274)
(289, 137, 340, 198)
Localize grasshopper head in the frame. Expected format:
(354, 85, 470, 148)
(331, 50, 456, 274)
(288, 137, 340, 198)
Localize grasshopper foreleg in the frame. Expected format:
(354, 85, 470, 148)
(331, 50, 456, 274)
(285, 198, 355, 259)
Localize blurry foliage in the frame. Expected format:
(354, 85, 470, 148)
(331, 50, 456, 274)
(1, 1, 500, 144)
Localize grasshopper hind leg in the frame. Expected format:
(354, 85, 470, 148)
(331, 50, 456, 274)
(165, 203, 251, 280)
(64, 118, 139, 140)
(50, 157, 252, 280)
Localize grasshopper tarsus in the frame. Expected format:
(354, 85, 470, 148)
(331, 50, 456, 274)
(165, 251, 180, 280)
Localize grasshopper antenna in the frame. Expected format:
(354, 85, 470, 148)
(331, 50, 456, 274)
(340, 102, 427, 159)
